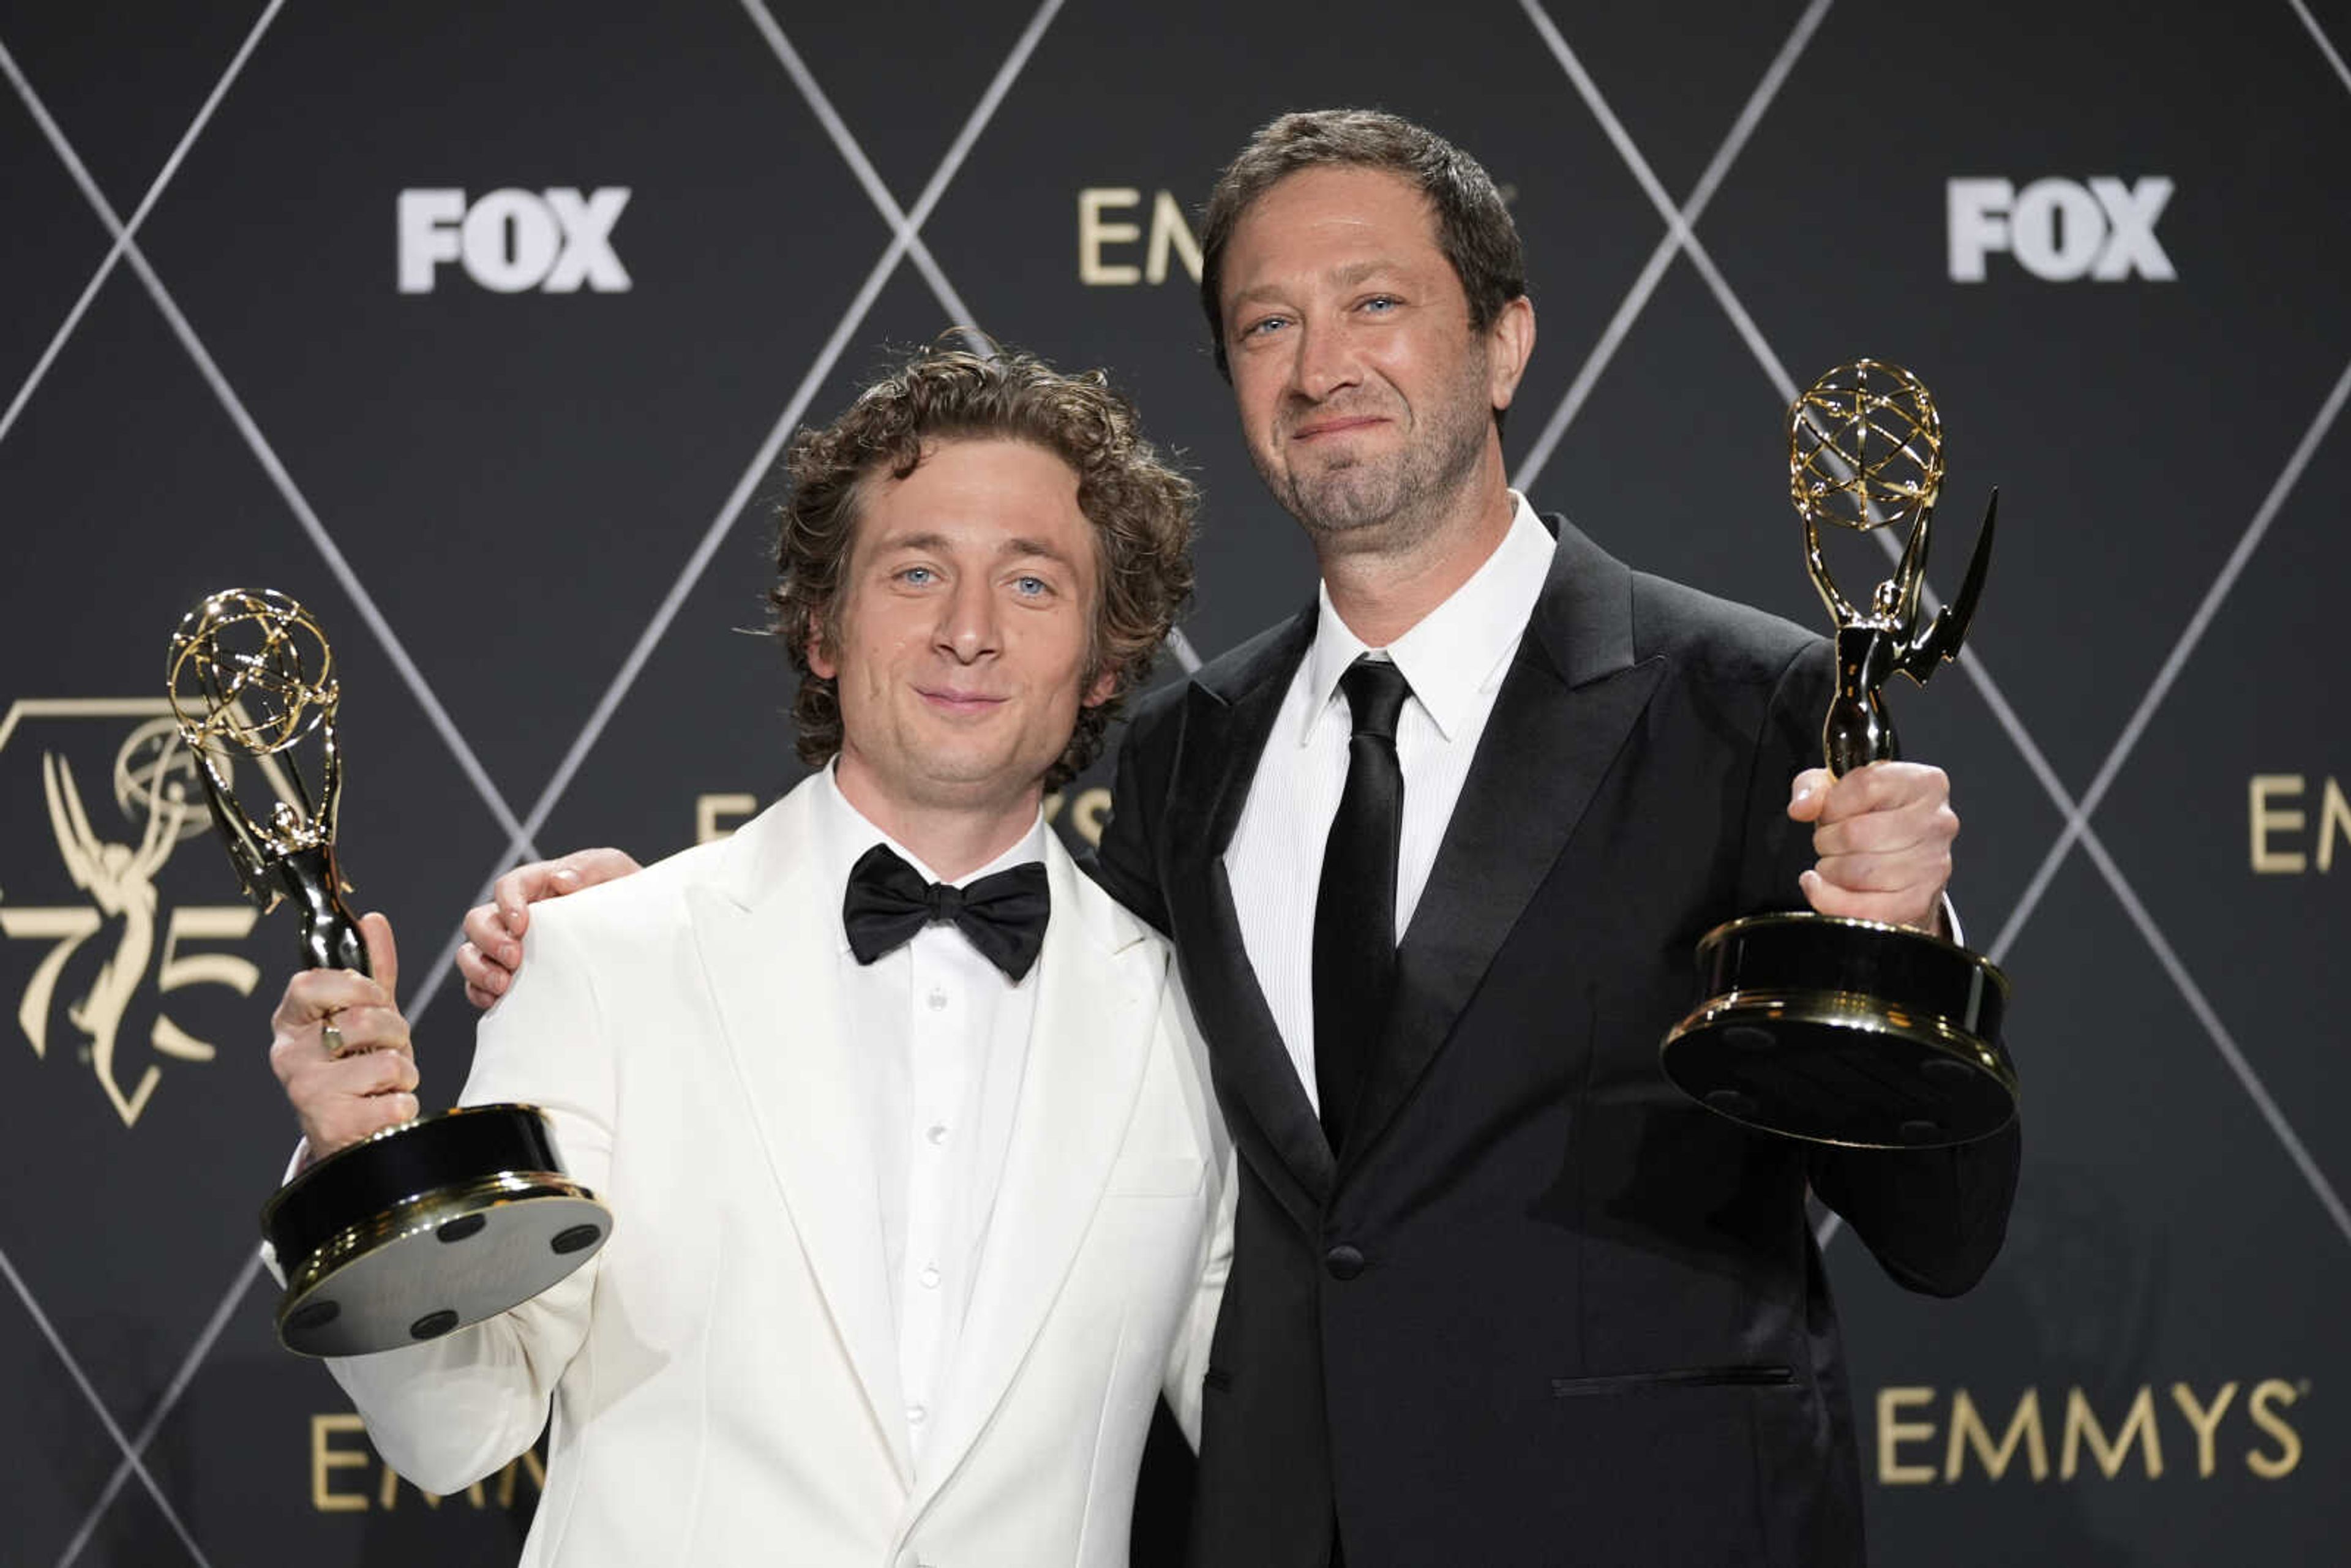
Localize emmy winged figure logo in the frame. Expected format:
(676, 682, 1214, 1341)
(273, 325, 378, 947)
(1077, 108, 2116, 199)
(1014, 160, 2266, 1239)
(0, 700, 301, 1127)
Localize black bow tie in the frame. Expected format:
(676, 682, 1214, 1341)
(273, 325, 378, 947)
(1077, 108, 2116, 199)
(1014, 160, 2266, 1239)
(842, 843, 1050, 982)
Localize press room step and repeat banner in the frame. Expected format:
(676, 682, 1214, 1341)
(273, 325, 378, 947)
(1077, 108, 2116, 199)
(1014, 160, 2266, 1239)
(3, 1, 2346, 1563)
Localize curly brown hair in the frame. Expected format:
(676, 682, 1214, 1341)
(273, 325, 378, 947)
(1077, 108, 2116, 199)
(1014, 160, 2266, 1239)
(770, 342, 1197, 790)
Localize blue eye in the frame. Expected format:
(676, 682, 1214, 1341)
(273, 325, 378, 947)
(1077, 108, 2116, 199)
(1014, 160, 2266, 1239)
(1013, 575, 1049, 597)
(1242, 314, 1289, 338)
(1362, 295, 1399, 313)
(898, 566, 936, 585)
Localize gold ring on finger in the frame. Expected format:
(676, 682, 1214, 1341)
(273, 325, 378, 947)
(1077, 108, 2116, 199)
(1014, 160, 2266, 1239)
(321, 1020, 347, 1058)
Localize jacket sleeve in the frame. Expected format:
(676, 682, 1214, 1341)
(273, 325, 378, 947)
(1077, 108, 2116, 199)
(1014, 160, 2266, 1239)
(1158, 965, 1234, 1450)
(1739, 637, 2022, 1297)
(1092, 687, 1181, 936)
(319, 904, 618, 1494)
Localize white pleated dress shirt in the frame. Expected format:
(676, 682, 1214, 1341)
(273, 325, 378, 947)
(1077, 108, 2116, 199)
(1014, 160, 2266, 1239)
(810, 766, 1042, 1465)
(1224, 494, 1555, 1109)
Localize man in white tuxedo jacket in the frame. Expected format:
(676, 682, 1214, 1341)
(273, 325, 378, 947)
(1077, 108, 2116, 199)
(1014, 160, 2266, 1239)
(265, 346, 1231, 1568)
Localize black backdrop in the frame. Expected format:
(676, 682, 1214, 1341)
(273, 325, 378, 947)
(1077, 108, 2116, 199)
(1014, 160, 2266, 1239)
(3, 1, 2347, 1562)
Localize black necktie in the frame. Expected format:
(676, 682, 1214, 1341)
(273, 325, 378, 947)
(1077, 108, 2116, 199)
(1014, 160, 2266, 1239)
(1313, 657, 1411, 1153)
(842, 844, 1051, 982)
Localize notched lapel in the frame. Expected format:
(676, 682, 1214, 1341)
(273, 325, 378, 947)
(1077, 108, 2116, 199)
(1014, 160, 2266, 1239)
(686, 806, 914, 1488)
(1343, 522, 1665, 1171)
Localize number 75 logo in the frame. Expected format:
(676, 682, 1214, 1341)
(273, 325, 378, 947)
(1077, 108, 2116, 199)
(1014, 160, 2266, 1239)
(0, 702, 290, 1127)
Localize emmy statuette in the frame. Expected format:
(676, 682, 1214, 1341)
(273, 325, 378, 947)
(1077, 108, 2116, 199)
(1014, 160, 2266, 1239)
(1660, 362, 2019, 1149)
(168, 588, 611, 1356)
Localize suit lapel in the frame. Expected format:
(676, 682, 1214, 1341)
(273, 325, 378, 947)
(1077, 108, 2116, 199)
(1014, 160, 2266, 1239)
(909, 839, 1153, 1506)
(1161, 612, 1335, 1213)
(1341, 520, 1665, 1172)
(1162, 608, 1314, 857)
(686, 785, 914, 1487)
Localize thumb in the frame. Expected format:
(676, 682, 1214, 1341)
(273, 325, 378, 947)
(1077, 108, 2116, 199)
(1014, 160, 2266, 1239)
(361, 911, 399, 1002)
(1786, 767, 1832, 823)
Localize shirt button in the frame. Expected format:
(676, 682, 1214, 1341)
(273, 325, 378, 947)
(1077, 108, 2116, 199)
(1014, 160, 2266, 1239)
(919, 1263, 940, 1289)
(925, 1122, 950, 1146)
(906, 1403, 928, 1425)
(926, 987, 948, 1011)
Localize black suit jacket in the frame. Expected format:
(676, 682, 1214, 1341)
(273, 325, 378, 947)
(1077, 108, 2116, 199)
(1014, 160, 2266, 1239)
(1097, 518, 2019, 1568)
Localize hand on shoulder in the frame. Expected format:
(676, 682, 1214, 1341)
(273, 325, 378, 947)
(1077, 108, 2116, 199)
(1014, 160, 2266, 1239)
(456, 847, 643, 1008)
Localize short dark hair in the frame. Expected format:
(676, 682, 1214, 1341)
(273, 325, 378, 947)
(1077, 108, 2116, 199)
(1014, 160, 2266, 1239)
(770, 342, 1197, 790)
(1198, 109, 1528, 381)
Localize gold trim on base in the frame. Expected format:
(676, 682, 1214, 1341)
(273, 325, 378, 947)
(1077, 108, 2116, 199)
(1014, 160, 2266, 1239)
(1662, 986, 2018, 1149)
(1667, 985, 2014, 1081)
(278, 1169, 605, 1326)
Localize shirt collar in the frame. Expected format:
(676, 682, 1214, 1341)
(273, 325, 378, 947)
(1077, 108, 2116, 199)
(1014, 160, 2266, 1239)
(816, 764, 1048, 953)
(1299, 492, 1554, 745)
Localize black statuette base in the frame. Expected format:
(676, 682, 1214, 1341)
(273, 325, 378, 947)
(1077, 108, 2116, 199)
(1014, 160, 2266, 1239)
(262, 1103, 610, 1357)
(1662, 912, 2018, 1149)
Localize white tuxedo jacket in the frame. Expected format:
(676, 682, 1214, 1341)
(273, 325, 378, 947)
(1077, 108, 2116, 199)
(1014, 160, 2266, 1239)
(325, 780, 1232, 1567)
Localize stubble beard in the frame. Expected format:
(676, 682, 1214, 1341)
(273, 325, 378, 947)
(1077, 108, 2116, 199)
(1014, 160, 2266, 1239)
(1257, 358, 1494, 560)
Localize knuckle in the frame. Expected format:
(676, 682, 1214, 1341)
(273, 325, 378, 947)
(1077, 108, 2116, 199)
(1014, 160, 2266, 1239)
(1828, 853, 1878, 891)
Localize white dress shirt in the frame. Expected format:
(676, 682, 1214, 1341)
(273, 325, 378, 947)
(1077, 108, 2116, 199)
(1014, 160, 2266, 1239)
(811, 767, 1043, 1465)
(1224, 493, 1555, 1109)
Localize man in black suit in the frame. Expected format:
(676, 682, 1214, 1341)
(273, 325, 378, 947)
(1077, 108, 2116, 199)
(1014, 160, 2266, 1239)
(460, 109, 2017, 1568)
(1089, 110, 2017, 1567)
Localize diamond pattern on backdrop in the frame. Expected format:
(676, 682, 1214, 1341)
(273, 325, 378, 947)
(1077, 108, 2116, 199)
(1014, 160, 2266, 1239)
(1, 2, 2345, 1563)
(389, 0, 1082, 1026)
(1503, 0, 2351, 1274)
(1, 6, 1095, 1560)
